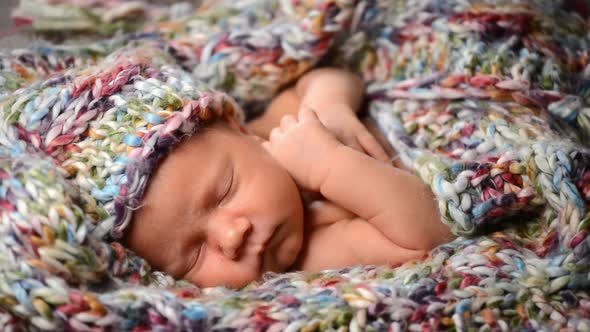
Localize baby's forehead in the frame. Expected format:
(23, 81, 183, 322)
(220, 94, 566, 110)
(151, 122, 242, 182)
(175, 124, 245, 160)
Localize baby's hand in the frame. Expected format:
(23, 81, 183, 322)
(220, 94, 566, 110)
(314, 103, 389, 162)
(263, 107, 342, 192)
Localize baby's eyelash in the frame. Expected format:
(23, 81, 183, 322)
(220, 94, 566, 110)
(219, 167, 235, 205)
(185, 242, 205, 276)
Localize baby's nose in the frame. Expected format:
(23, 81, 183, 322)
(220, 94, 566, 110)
(218, 217, 252, 260)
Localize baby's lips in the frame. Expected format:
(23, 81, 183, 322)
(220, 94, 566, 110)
(255, 224, 279, 256)
(252, 243, 266, 255)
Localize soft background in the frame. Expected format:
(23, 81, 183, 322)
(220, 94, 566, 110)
(0, 0, 18, 30)
(0, 0, 193, 49)
(1, 0, 41, 49)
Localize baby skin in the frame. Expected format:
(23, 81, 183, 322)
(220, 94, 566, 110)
(123, 68, 455, 288)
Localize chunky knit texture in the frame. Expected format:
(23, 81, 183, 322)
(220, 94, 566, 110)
(11, 0, 184, 36)
(0, 0, 590, 331)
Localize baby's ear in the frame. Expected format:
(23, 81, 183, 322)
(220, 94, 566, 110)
(224, 116, 249, 134)
(238, 125, 254, 136)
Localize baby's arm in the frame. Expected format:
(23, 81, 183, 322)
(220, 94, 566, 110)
(318, 138, 455, 251)
(295, 68, 365, 114)
(249, 68, 362, 136)
(249, 68, 388, 161)
(265, 108, 455, 251)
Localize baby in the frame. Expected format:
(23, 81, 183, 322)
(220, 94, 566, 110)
(122, 68, 455, 289)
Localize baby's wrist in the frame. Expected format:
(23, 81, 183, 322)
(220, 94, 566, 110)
(308, 142, 347, 192)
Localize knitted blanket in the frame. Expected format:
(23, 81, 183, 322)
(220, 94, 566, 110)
(1, 0, 590, 331)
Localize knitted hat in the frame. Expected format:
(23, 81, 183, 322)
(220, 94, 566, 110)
(4, 44, 244, 241)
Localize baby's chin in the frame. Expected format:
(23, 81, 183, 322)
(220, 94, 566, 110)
(232, 237, 301, 288)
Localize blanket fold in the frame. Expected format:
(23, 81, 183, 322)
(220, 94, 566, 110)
(0, 0, 589, 331)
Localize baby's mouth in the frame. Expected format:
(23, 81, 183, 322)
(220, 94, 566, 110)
(258, 225, 277, 254)
(258, 224, 281, 272)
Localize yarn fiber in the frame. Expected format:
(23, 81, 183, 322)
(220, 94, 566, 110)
(11, 0, 183, 36)
(0, 0, 589, 331)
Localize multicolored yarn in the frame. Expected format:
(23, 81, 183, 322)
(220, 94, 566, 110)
(11, 0, 187, 36)
(0, 0, 590, 331)
(5, 45, 246, 240)
(4, 0, 349, 114)
(342, 0, 590, 235)
(0, 33, 163, 99)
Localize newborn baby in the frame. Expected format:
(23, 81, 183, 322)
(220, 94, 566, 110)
(123, 68, 455, 288)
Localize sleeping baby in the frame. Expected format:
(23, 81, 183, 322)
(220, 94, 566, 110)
(122, 68, 455, 288)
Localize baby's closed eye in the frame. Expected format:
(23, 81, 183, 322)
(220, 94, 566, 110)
(218, 165, 236, 206)
(195, 159, 235, 212)
(181, 162, 236, 277)
(182, 241, 206, 278)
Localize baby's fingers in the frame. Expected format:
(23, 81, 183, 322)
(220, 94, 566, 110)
(269, 127, 283, 142)
(356, 130, 389, 162)
(280, 114, 297, 130)
(298, 106, 321, 124)
(342, 135, 364, 154)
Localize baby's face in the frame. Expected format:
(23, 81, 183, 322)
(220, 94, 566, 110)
(123, 121, 304, 288)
